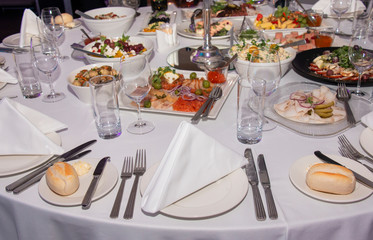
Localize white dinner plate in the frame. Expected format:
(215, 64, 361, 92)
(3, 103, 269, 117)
(2, 33, 40, 48)
(140, 162, 248, 219)
(138, 11, 177, 36)
(118, 70, 237, 119)
(177, 19, 241, 40)
(0, 132, 61, 177)
(360, 128, 373, 157)
(39, 158, 118, 206)
(289, 154, 373, 203)
(65, 19, 82, 30)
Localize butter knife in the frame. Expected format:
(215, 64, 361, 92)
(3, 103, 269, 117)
(245, 148, 266, 221)
(6, 139, 97, 192)
(82, 157, 109, 209)
(257, 154, 278, 220)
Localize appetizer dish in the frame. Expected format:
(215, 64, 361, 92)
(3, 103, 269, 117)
(237, 29, 260, 42)
(192, 19, 233, 37)
(254, 6, 309, 30)
(271, 31, 316, 51)
(187, 1, 258, 19)
(274, 86, 346, 124)
(230, 39, 291, 62)
(142, 11, 171, 32)
(87, 35, 146, 58)
(309, 46, 373, 81)
(94, 12, 126, 19)
(72, 65, 119, 87)
(144, 67, 223, 112)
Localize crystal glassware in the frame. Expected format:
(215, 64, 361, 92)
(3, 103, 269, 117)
(31, 36, 65, 103)
(330, 0, 352, 34)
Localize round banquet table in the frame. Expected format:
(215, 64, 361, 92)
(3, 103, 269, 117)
(1, 3, 373, 240)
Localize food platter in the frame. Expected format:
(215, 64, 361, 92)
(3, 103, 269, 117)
(292, 47, 373, 86)
(118, 70, 237, 119)
(266, 82, 373, 137)
(138, 11, 177, 36)
(289, 154, 373, 203)
(176, 19, 242, 40)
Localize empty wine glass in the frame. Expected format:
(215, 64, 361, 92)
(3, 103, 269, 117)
(31, 37, 65, 102)
(330, 0, 352, 34)
(123, 0, 140, 16)
(348, 29, 373, 96)
(120, 55, 154, 134)
(247, 49, 282, 131)
(40, 7, 69, 61)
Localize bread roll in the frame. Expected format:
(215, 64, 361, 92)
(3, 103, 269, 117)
(46, 162, 79, 196)
(306, 163, 356, 195)
(54, 13, 73, 25)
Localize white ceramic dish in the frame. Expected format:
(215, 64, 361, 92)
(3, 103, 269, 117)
(82, 36, 154, 64)
(289, 154, 373, 203)
(2, 33, 40, 48)
(0, 132, 61, 177)
(138, 11, 177, 36)
(360, 128, 373, 157)
(232, 47, 297, 78)
(177, 19, 242, 40)
(39, 158, 118, 206)
(82, 7, 136, 37)
(65, 19, 82, 29)
(140, 161, 248, 219)
(118, 71, 237, 119)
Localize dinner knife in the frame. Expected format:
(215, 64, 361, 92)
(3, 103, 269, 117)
(6, 139, 97, 192)
(82, 157, 109, 209)
(191, 90, 215, 124)
(314, 151, 373, 188)
(12, 150, 92, 194)
(70, 45, 108, 58)
(0, 47, 28, 53)
(244, 148, 266, 221)
(257, 154, 278, 220)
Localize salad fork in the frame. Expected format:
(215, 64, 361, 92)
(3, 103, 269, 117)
(338, 147, 373, 173)
(110, 157, 133, 218)
(337, 83, 356, 125)
(124, 149, 146, 219)
(338, 134, 373, 164)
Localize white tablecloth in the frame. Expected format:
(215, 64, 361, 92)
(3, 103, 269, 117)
(1, 3, 373, 240)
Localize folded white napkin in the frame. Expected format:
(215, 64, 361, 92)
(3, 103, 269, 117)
(361, 111, 373, 129)
(312, 0, 366, 16)
(0, 68, 18, 84)
(141, 121, 246, 214)
(0, 98, 67, 155)
(19, 9, 41, 48)
(156, 23, 178, 52)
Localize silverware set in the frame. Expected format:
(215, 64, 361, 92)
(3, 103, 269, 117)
(191, 86, 223, 124)
(244, 148, 278, 221)
(338, 134, 373, 172)
(110, 149, 146, 219)
(337, 83, 356, 125)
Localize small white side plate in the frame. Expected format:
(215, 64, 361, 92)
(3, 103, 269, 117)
(360, 128, 373, 157)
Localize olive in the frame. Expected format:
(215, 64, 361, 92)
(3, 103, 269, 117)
(332, 56, 339, 63)
(353, 45, 360, 51)
(326, 69, 334, 76)
(190, 72, 197, 79)
(195, 89, 203, 95)
(152, 82, 162, 90)
(202, 80, 210, 88)
(143, 99, 151, 108)
(104, 39, 111, 45)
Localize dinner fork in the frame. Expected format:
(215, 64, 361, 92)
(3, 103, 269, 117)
(338, 135, 373, 164)
(337, 83, 356, 125)
(124, 149, 146, 219)
(339, 146, 373, 173)
(110, 157, 133, 218)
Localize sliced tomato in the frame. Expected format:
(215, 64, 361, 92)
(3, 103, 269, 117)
(309, 66, 320, 72)
(349, 76, 359, 81)
(309, 63, 319, 68)
(326, 74, 343, 79)
(316, 70, 327, 75)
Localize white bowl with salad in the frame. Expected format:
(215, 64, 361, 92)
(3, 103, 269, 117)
(82, 35, 154, 64)
(82, 7, 136, 37)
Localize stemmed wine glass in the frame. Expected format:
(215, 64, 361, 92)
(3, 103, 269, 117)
(348, 28, 373, 96)
(247, 49, 282, 131)
(124, 0, 140, 16)
(31, 36, 65, 102)
(40, 7, 69, 61)
(330, 0, 352, 34)
(120, 55, 154, 134)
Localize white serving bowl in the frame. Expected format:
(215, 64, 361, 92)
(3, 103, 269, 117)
(83, 36, 154, 64)
(67, 63, 117, 104)
(82, 7, 136, 37)
(233, 47, 297, 78)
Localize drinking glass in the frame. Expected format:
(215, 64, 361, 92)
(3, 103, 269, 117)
(31, 37, 65, 103)
(123, 0, 140, 16)
(330, 0, 352, 34)
(120, 56, 154, 134)
(40, 7, 69, 61)
(247, 51, 282, 131)
(348, 29, 373, 96)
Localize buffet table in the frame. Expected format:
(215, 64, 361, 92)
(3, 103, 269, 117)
(1, 3, 373, 240)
